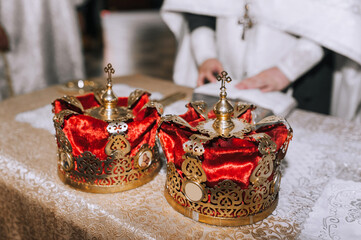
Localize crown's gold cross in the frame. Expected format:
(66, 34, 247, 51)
(216, 71, 232, 90)
(104, 63, 115, 85)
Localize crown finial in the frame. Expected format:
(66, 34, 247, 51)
(104, 63, 115, 86)
(89, 63, 132, 121)
(101, 63, 117, 110)
(213, 71, 234, 136)
(216, 71, 232, 99)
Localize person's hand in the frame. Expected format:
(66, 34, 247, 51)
(197, 58, 223, 86)
(236, 67, 291, 92)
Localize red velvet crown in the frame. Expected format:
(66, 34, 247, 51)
(53, 86, 162, 193)
(158, 72, 292, 226)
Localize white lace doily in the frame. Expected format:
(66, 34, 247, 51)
(300, 179, 361, 240)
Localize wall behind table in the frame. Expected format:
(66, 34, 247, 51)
(101, 10, 176, 81)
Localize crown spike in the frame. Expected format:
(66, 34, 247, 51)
(212, 71, 234, 136)
(216, 71, 232, 99)
(104, 63, 115, 86)
(89, 63, 131, 121)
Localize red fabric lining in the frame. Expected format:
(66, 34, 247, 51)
(158, 104, 291, 189)
(77, 93, 100, 110)
(63, 115, 109, 159)
(53, 92, 161, 164)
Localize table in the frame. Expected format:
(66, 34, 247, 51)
(1, 75, 361, 239)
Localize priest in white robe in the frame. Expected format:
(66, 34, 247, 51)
(161, 0, 361, 121)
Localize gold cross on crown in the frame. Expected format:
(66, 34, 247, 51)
(216, 71, 232, 90)
(216, 71, 232, 99)
(104, 63, 115, 85)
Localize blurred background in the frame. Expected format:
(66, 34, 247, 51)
(2, 0, 359, 121)
(0, 0, 175, 101)
(78, 0, 175, 80)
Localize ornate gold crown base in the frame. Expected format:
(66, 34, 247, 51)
(164, 190, 278, 226)
(58, 161, 161, 193)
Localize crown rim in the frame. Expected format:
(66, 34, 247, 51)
(164, 188, 279, 226)
(58, 161, 161, 193)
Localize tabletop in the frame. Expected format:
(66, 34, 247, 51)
(1, 74, 361, 239)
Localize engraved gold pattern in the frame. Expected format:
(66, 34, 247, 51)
(250, 153, 275, 186)
(190, 101, 208, 120)
(231, 119, 253, 138)
(181, 155, 206, 183)
(128, 89, 146, 108)
(161, 115, 196, 130)
(105, 134, 131, 158)
(196, 118, 253, 139)
(234, 102, 254, 118)
(183, 134, 211, 156)
(141, 101, 164, 115)
(86, 106, 134, 123)
(257, 115, 284, 125)
(53, 110, 77, 172)
(181, 136, 208, 203)
(195, 120, 219, 139)
(165, 162, 277, 226)
(55, 127, 73, 154)
(59, 95, 85, 112)
(255, 115, 292, 131)
(251, 133, 277, 155)
(53, 109, 79, 128)
(58, 144, 161, 193)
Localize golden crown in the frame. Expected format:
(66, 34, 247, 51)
(159, 71, 293, 226)
(53, 64, 162, 193)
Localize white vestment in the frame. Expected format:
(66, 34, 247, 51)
(161, 0, 361, 121)
(0, 0, 85, 100)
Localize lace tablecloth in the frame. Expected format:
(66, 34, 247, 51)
(1, 75, 361, 239)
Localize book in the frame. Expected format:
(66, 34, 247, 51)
(193, 82, 297, 117)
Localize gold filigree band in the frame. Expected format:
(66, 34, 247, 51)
(164, 187, 278, 226)
(165, 161, 279, 226)
(58, 160, 161, 193)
